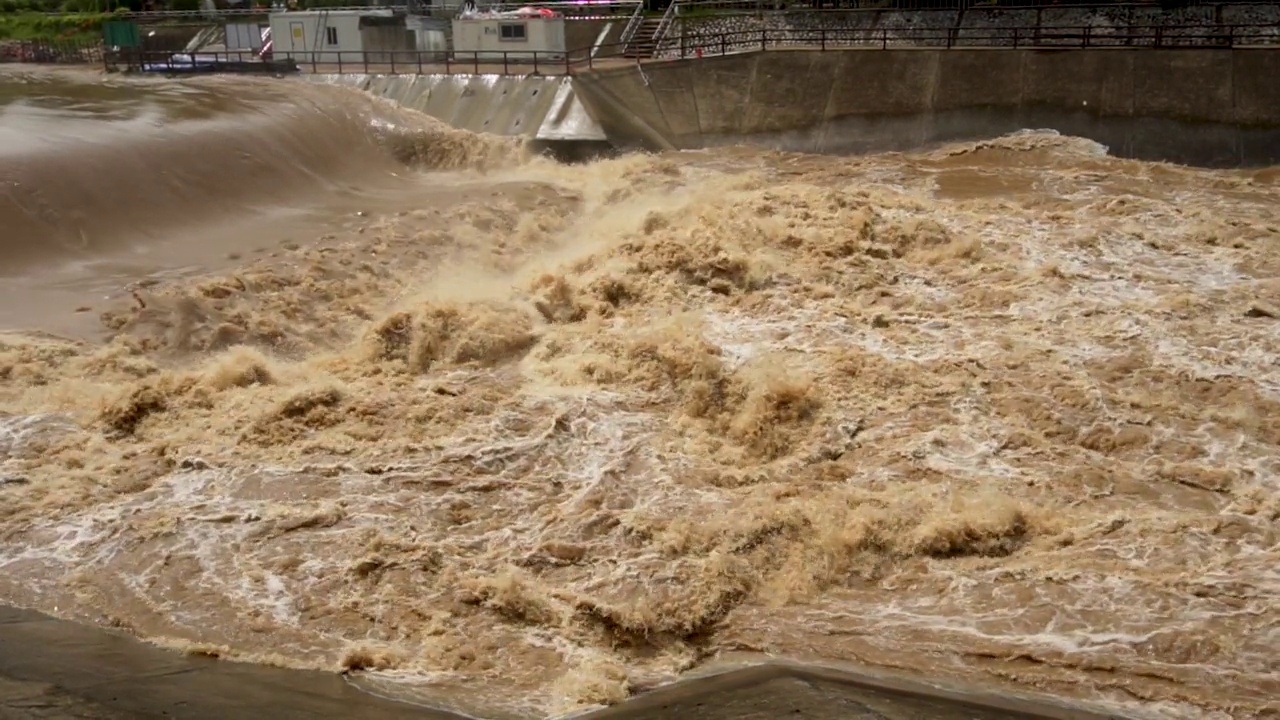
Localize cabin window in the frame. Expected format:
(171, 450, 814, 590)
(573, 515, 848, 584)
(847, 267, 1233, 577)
(499, 23, 527, 41)
(326, 26, 338, 45)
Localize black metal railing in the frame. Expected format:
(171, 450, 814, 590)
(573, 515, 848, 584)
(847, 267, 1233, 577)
(107, 21, 1278, 76)
(646, 22, 1278, 56)
(115, 47, 588, 75)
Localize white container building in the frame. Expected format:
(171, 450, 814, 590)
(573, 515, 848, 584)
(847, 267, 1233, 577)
(451, 12, 566, 61)
(268, 9, 415, 64)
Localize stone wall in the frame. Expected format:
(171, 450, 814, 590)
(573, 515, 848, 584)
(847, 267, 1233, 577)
(657, 3, 1280, 58)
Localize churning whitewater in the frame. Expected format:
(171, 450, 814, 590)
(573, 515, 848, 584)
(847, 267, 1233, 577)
(1, 68, 1278, 720)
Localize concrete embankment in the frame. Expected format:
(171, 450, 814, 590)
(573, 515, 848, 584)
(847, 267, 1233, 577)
(0, 605, 1117, 720)
(315, 73, 609, 153)
(575, 49, 1280, 166)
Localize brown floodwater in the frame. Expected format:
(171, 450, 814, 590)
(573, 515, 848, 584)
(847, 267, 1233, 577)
(0, 64, 1277, 720)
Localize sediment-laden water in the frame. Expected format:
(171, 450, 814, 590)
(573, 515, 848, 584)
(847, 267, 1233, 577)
(1, 65, 1277, 720)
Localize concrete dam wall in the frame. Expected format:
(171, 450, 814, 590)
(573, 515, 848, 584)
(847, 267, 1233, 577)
(574, 49, 1280, 166)
(315, 73, 607, 143)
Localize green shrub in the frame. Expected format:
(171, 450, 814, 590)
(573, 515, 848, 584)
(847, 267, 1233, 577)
(0, 12, 113, 42)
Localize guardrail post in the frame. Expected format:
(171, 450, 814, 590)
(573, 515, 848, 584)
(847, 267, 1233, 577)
(821, 27, 825, 51)
(391, 51, 397, 74)
(761, 28, 767, 52)
(1012, 27, 1018, 49)
(417, 51, 423, 75)
(338, 51, 343, 74)
(882, 27, 887, 50)
(1083, 26, 1090, 48)
(474, 52, 479, 74)
(504, 51, 509, 75)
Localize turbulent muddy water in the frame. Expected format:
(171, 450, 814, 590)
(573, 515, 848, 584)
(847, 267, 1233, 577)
(1, 66, 1278, 720)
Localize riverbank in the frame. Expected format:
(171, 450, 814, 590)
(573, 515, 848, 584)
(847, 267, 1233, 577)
(0, 605, 1118, 720)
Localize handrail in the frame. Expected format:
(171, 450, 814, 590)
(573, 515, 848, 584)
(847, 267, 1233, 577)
(646, 22, 1264, 56)
(652, 0, 680, 49)
(97, 22, 1279, 77)
(619, 1, 646, 53)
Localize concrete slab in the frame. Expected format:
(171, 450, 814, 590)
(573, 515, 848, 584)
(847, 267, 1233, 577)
(537, 78, 609, 142)
(572, 68, 676, 151)
(0, 606, 455, 720)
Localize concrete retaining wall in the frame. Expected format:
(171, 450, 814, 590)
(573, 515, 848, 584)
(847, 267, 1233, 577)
(576, 48, 1280, 166)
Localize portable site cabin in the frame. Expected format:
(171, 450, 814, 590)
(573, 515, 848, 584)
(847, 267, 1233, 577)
(268, 9, 414, 64)
(452, 8, 566, 61)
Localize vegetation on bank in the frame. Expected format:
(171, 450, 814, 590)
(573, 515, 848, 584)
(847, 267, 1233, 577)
(0, 12, 120, 42)
(0, 0, 203, 43)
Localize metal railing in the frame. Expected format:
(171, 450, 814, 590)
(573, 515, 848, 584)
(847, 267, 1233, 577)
(107, 21, 1280, 76)
(652, 0, 681, 48)
(619, 1, 647, 53)
(650, 22, 1278, 55)
(117, 47, 585, 75)
(0, 39, 104, 64)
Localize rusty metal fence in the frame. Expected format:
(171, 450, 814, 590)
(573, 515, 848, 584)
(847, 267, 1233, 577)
(0, 39, 104, 64)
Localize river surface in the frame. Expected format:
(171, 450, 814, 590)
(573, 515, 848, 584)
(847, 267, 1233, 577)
(0, 64, 1277, 720)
